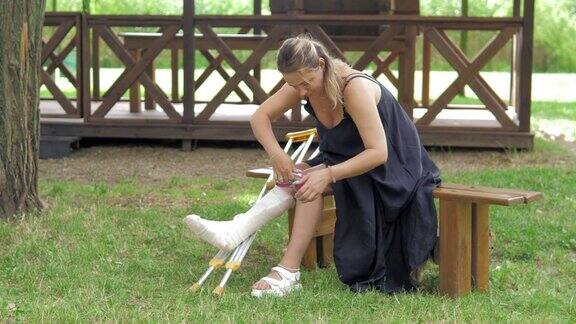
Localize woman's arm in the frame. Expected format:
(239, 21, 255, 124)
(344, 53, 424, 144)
(328, 78, 388, 181)
(250, 83, 302, 182)
(295, 78, 387, 202)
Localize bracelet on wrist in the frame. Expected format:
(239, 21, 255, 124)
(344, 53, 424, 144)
(327, 166, 337, 183)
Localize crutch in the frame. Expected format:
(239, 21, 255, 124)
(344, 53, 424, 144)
(212, 129, 316, 296)
(188, 129, 318, 295)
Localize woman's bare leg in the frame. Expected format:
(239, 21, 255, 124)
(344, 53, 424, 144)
(252, 193, 325, 290)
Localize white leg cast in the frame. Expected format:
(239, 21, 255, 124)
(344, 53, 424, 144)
(184, 187, 295, 251)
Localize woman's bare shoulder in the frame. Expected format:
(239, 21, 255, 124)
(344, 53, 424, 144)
(342, 73, 381, 104)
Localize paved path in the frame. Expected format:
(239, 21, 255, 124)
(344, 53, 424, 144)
(49, 69, 576, 102)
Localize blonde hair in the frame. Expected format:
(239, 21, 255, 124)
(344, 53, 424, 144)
(277, 34, 348, 109)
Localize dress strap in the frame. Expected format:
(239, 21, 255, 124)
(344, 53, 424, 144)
(343, 72, 379, 89)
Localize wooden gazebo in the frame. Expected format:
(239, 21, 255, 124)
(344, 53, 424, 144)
(39, 0, 535, 150)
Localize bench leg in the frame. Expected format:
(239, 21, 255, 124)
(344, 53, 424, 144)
(472, 203, 490, 292)
(320, 233, 334, 267)
(302, 238, 318, 270)
(129, 49, 141, 113)
(439, 200, 472, 297)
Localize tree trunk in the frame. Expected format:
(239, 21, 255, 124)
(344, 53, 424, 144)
(0, 1, 45, 218)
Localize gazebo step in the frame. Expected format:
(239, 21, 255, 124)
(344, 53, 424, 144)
(40, 136, 80, 159)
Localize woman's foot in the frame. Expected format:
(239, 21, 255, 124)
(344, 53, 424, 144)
(251, 265, 302, 297)
(183, 187, 295, 251)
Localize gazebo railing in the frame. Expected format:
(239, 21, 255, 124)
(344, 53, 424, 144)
(40, 7, 534, 136)
(41, 12, 84, 118)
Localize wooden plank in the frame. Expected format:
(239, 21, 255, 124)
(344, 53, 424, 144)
(197, 23, 271, 108)
(97, 26, 177, 119)
(92, 28, 101, 99)
(372, 51, 399, 88)
(302, 238, 318, 270)
(417, 27, 517, 128)
(40, 70, 77, 115)
(304, 24, 347, 61)
(418, 129, 534, 149)
(171, 47, 179, 101)
(422, 33, 431, 107)
(89, 15, 183, 26)
(44, 45, 78, 87)
(439, 200, 472, 297)
(471, 203, 490, 292)
(433, 188, 525, 206)
(93, 25, 181, 121)
(45, 38, 76, 77)
(418, 27, 513, 126)
(195, 50, 224, 87)
(398, 25, 417, 117)
(120, 32, 405, 52)
(517, 0, 534, 132)
(320, 233, 334, 267)
(41, 20, 75, 63)
(439, 183, 542, 203)
(182, 0, 195, 123)
(144, 58, 156, 110)
(74, 15, 82, 104)
(435, 29, 512, 126)
(199, 50, 250, 102)
(253, 0, 262, 85)
(314, 207, 336, 236)
(81, 13, 90, 121)
(196, 24, 285, 120)
(193, 15, 523, 30)
(129, 49, 142, 113)
(353, 24, 402, 70)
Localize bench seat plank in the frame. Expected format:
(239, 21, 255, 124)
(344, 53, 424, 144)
(439, 183, 542, 203)
(433, 187, 527, 206)
(246, 168, 541, 206)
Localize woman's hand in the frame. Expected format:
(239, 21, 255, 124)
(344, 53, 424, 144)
(270, 150, 295, 183)
(294, 168, 332, 203)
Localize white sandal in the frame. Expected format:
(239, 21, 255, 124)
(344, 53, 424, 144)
(251, 265, 302, 297)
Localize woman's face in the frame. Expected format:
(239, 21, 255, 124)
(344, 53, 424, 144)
(282, 60, 325, 98)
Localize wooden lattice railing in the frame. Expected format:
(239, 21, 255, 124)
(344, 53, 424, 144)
(41, 11, 533, 135)
(418, 25, 520, 131)
(41, 13, 83, 118)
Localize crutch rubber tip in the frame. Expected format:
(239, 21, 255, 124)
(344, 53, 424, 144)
(213, 286, 225, 296)
(189, 283, 201, 292)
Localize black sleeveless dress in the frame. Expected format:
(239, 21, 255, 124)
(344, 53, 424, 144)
(304, 73, 441, 293)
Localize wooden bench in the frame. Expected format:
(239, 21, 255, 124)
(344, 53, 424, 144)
(246, 167, 542, 297)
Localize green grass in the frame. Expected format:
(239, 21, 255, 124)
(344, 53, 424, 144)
(441, 96, 576, 121)
(1, 142, 575, 321)
(532, 101, 576, 120)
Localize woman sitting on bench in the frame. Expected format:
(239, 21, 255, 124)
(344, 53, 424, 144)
(185, 34, 441, 297)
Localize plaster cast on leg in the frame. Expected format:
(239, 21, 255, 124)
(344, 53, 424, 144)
(184, 187, 295, 251)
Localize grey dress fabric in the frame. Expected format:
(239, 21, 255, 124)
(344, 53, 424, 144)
(304, 73, 441, 293)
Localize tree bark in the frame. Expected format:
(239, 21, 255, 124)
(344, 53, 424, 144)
(0, 1, 45, 218)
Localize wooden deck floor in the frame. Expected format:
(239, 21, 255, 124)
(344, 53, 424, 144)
(40, 100, 533, 148)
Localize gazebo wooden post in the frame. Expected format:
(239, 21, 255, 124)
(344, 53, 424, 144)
(183, 0, 195, 125)
(516, 0, 534, 133)
(510, 0, 521, 107)
(254, 0, 262, 89)
(252, 0, 262, 104)
(92, 29, 100, 100)
(398, 25, 417, 118)
(393, 0, 418, 117)
(81, 12, 90, 121)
